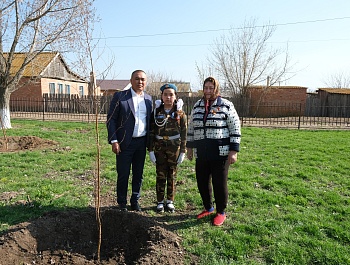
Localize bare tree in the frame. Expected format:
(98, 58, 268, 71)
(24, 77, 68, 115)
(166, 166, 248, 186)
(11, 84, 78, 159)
(145, 70, 174, 96)
(323, 71, 350, 89)
(195, 61, 215, 90)
(0, 0, 94, 129)
(199, 18, 293, 98)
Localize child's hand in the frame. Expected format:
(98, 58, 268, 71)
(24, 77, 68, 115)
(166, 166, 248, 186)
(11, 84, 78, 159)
(149, 151, 157, 165)
(177, 153, 185, 164)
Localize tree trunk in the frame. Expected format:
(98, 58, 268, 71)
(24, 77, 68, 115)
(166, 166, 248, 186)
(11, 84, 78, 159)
(0, 89, 12, 129)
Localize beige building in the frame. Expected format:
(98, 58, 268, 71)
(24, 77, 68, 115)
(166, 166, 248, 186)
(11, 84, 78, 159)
(10, 52, 90, 100)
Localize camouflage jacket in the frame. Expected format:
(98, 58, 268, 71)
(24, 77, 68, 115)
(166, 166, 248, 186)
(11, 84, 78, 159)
(148, 105, 187, 153)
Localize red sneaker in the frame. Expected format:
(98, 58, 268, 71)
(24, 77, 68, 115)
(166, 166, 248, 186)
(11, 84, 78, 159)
(213, 213, 226, 226)
(197, 209, 215, 219)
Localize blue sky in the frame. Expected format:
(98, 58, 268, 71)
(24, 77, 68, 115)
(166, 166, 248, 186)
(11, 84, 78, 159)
(90, 0, 350, 90)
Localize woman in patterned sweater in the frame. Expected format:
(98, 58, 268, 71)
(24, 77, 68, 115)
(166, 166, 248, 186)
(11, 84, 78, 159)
(186, 76, 241, 226)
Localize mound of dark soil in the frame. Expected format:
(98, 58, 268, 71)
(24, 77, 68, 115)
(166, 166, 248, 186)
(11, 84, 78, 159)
(0, 208, 196, 264)
(0, 136, 58, 152)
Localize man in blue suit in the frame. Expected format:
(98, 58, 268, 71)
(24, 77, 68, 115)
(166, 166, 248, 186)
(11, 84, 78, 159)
(107, 70, 153, 211)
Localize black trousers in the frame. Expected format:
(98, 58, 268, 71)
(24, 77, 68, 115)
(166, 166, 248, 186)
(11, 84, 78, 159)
(195, 159, 229, 213)
(116, 136, 146, 205)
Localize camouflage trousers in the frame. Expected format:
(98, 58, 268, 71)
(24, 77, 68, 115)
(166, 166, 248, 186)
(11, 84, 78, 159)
(154, 140, 181, 202)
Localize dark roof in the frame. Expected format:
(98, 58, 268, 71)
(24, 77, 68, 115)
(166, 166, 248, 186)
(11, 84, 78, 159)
(249, 85, 308, 90)
(317, 88, 350, 94)
(97, 79, 131, 91)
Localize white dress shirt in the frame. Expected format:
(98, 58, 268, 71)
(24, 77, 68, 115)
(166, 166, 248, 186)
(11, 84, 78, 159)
(131, 88, 147, 138)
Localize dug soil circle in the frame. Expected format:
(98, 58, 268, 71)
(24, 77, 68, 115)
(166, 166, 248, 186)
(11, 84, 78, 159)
(0, 136, 59, 152)
(0, 208, 195, 264)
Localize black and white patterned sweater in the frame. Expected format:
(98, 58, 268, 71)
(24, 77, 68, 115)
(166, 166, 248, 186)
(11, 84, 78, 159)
(186, 96, 241, 160)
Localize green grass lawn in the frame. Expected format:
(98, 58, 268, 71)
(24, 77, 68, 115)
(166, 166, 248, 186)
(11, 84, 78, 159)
(1, 119, 349, 265)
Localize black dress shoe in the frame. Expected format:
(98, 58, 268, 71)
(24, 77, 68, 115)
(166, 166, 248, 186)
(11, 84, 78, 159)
(119, 204, 127, 212)
(131, 202, 141, 212)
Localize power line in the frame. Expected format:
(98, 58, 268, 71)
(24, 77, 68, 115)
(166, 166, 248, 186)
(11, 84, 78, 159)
(96, 38, 350, 49)
(96, 16, 350, 40)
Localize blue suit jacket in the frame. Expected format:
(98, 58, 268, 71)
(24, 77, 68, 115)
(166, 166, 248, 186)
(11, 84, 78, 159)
(107, 88, 153, 151)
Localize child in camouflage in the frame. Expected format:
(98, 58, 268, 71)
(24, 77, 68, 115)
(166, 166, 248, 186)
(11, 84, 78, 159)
(147, 83, 187, 212)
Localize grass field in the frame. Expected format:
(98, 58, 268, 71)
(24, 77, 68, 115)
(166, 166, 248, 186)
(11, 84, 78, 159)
(1, 119, 349, 264)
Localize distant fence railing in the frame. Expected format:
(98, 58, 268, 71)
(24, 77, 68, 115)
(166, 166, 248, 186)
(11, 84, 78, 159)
(9, 95, 350, 129)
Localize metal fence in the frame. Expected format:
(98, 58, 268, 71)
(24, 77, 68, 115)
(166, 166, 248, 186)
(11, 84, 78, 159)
(10, 95, 350, 129)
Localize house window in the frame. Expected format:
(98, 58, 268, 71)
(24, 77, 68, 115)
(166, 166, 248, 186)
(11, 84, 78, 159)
(58, 84, 63, 94)
(79, 86, 84, 96)
(49, 83, 55, 95)
(65, 84, 70, 95)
